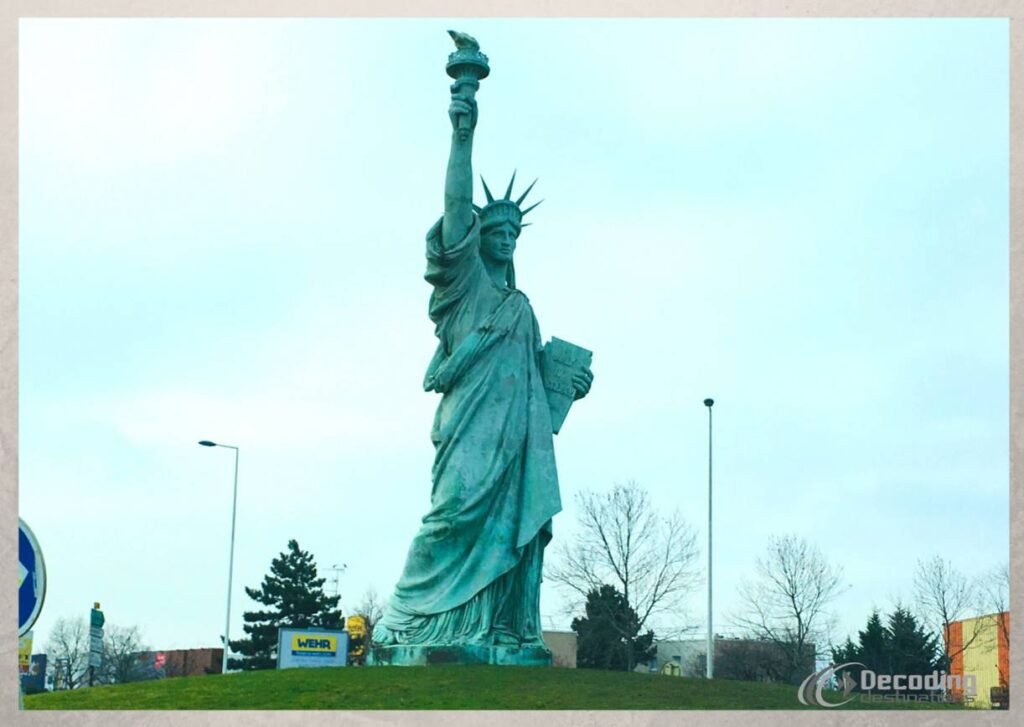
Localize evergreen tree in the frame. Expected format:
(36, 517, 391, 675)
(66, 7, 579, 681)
(571, 584, 656, 671)
(831, 606, 941, 695)
(859, 611, 890, 671)
(228, 539, 343, 670)
(833, 610, 903, 690)
(831, 635, 858, 665)
(886, 605, 941, 684)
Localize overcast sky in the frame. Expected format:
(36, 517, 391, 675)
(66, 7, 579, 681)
(19, 18, 1007, 654)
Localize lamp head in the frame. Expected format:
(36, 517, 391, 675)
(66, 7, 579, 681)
(704, 398, 714, 408)
(198, 440, 217, 447)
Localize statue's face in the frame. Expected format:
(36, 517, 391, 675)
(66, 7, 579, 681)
(480, 221, 518, 264)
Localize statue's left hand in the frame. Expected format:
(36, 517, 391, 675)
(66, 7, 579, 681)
(572, 366, 594, 401)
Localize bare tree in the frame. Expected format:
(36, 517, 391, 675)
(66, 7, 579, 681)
(697, 638, 792, 683)
(98, 625, 149, 684)
(913, 556, 982, 672)
(981, 560, 1010, 632)
(44, 617, 89, 690)
(979, 561, 1009, 687)
(355, 587, 385, 647)
(546, 480, 701, 670)
(732, 534, 845, 683)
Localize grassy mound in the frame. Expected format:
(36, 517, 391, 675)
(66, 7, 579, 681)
(25, 665, 962, 711)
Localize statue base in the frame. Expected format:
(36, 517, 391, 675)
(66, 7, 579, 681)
(368, 643, 552, 667)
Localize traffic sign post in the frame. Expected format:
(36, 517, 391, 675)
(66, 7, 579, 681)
(88, 603, 105, 686)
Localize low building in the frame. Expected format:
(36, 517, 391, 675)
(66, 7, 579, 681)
(131, 647, 223, 679)
(162, 648, 223, 677)
(642, 639, 706, 676)
(543, 630, 577, 668)
(946, 611, 1010, 709)
(643, 637, 815, 684)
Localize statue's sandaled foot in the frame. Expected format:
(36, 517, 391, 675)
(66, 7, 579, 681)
(372, 625, 398, 646)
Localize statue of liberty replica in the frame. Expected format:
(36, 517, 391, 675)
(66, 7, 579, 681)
(371, 31, 594, 666)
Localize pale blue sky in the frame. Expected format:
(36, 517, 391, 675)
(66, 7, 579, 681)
(19, 18, 1008, 653)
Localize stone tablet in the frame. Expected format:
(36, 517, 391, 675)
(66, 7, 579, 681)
(541, 337, 593, 434)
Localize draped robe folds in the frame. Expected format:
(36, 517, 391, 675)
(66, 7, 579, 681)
(375, 214, 561, 647)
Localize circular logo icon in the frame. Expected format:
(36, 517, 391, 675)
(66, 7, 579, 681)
(797, 662, 864, 708)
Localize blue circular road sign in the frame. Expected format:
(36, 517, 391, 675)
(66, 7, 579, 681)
(18, 519, 46, 637)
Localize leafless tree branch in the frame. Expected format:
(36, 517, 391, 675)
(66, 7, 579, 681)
(546, 480, 702, 648)
(913, 555, 985, 669)
(355, 587, 386, 648)
(731, 534, 845, 682)
(44, 617, 89, 690)
(98, 624, 149, 684)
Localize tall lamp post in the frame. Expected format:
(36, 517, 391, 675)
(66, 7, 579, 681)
(703, 398, 714, 679)
(199, 440, 239, 676)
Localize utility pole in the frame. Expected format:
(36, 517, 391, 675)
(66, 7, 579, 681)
(704, 398, 715, 679)
(197, 440, 240, 676)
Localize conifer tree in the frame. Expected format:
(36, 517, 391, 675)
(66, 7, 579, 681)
(831, 606, 941, 695)
(228, 539, 343, 670)
(857, 610, 889, 672)
(571, 584, 656, 671)
(885, 606, 941, 681)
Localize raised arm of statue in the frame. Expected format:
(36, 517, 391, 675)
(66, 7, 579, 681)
(442, 80, 477, 249)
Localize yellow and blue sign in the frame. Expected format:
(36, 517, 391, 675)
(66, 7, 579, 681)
(277, 628, 348, 669)
(291, 634, 337, 657)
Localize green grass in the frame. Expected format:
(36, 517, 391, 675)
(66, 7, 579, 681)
(25, 665, 964, 710)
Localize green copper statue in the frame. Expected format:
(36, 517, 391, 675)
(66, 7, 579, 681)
(371, 31, 594, 667)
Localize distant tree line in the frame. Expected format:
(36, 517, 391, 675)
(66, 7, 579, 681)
(551, 480, 1007, 690)
(832, 607, 941, 695)
(44, 618, 151, 689)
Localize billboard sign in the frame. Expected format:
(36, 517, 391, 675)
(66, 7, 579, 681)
(346, 615, 366, 637)
(277, 627, 348, 669)
(346, 615, 367, 663)
(21, 654, 47, 693)
(18, 631, 33, 674)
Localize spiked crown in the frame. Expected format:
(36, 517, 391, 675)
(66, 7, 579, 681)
(473, 171, 542, 233)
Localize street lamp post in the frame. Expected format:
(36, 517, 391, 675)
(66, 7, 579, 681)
(199, 440, 240, 676)
(703, 398, 714, 679)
